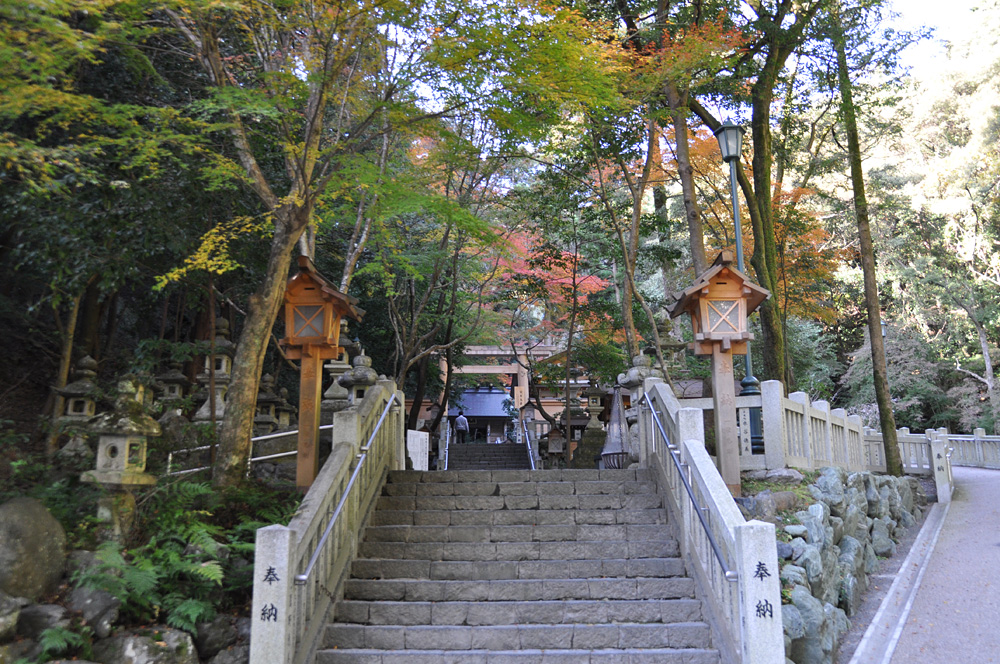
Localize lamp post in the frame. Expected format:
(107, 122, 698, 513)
(715, 122, 763, 456)
(714, 122, 760, 398)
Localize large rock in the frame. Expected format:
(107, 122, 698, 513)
(788, 586, 828, 664)
(17, 604, 69, 639)
(782, 603, 805, 641)
(766, 468, 805, 485)
(207, 644, 249, 664)
(794, 544, 824, 594)
(839, 561, 863, 617)
(0, 592, 25, 642)
(837, 536, 865, 579)
(92, 627, 199, 664)
(842, 504, 865, 545)
(68, 587, 120, 639)
(794, 510, 825, 546)
(195, 616, 239, 659)
(780, 564, 809, 589)
(871, 518, 896, 557)
(809, 468, 847, 516)
(0, 498, 67, 601)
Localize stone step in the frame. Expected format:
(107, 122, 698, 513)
(356, 539, 679, 562)
(317, 648, 721, 663)
(324, 622, 713, 651)
(380, 479, 659, 497)
(375, 493, 663, 512)
(387, 469, 652, 483)
(335, 598, 704, 626)
(343, 577, 696, 602)
(369, 508, 666, 527)
(362, 523, 669, 543)
(350, 557, 687, 581)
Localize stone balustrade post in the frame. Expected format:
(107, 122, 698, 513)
(760, 380, 786, 471)
(734, 519, 784, 664)
(813, 400, 833, 465)
(640, 378, 664, 467)
(974, 427, 987, 466)
(250, 525, 295, 664)
(788, 392, 812, 468)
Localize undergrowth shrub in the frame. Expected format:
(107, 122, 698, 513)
(74, 479, 300, 633)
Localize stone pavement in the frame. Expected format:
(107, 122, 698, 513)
(850, 466, 1000, 664)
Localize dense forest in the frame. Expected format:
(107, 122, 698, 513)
(2, 0, 999, 482)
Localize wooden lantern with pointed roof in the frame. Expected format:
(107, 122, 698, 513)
(669, 251, 770, 497)
(280, 256, 364, 490)
(669, 251, 769, 356)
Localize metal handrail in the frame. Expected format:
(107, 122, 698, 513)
(442, 424, 450, 470)
(522, 419, 536, 470)
(641, 393, 738, 582)
(295, 393, 400, 585)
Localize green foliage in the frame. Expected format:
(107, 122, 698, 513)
(74, 480, 301, 633)
(35, 622, 94, 662)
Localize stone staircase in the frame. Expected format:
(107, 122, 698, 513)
(447, 442, 533, 470)
(318, 468, 720, 663)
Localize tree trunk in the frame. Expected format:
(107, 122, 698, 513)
(664, 83, 707, 277)
(832, 6, 901, 475)
(78, 281, 103, 359)
(212, 211, 307, 487)
(46, 283, 90, 456)
(749, 75, 787, 386)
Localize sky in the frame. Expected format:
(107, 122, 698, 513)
(889, 0, 984, 77)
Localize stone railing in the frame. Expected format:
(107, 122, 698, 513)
(641, 379, 784, 664)
(935, 427, 1000, 469)
(249, 379, 405, 664)
(680, 381, 951, 476)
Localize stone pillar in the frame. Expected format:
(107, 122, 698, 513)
(930, 435, 953, 503)
(734, 520, 784, 664)
(760, 380, 786, 470)
(249, 525, 295, 664)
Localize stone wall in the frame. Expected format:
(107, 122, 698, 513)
(776, 467, 924, 664)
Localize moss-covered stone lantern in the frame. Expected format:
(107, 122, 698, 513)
(56, 355, 99, 421)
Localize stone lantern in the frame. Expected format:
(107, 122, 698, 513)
(155, 361, 191, 407)
(279, 256, 364, 489)
(669, 251, 770, 495)
(56, 355, 99, 422)
(275, 388, 297, 430)
(253, 374, 281, 436)
(193, 318, 236, 423)
(574, 380, 607, 469)
(338, 351, 378, 405)
(82, 379, 159, 542)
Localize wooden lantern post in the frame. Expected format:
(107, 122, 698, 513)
(279, 256, 364, 491)
(669, 251, 770, 496)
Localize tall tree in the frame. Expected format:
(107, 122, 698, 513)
(153, 0, 617, 485)
(830, 1, 901, 474)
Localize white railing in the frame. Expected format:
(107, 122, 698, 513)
(249, 380, 405, 664)
(163, 425, 313, 477)
(943, 427, 1000, 468)
(641, 380, 783, 664)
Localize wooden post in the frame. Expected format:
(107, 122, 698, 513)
(297, 347, 324, 490)
(711, 344, 740, 496)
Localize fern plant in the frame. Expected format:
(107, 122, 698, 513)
(35, 623, 93, 662)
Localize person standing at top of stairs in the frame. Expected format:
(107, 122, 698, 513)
(455, 411, 469, 445)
